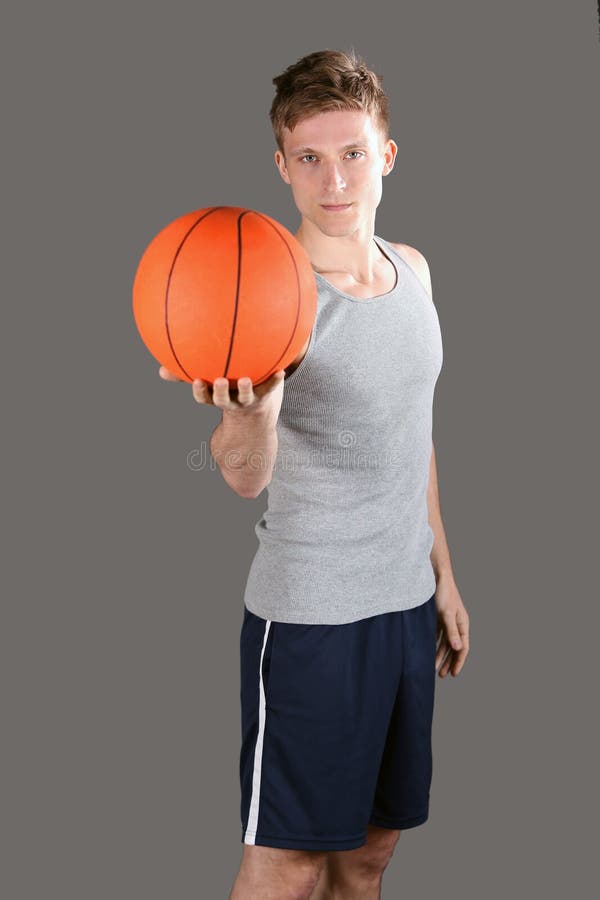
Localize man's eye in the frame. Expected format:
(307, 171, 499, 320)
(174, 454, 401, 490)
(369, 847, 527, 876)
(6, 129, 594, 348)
(300, 151, 364, 163)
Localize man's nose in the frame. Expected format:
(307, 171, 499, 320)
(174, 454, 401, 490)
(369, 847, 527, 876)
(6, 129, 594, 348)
(322, 163, 346, 191)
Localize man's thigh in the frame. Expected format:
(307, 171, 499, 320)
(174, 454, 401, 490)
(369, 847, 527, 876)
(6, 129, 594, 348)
(235, 843, 327, 893)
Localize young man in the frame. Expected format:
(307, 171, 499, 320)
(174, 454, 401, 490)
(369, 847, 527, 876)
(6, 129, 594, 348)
(161, 48, 470, 900)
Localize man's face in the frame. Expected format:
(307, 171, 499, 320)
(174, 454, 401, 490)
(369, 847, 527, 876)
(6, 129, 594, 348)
(274, 109, 397, 237)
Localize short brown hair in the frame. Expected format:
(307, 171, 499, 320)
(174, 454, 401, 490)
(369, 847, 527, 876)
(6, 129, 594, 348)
(269, 48, 390, 159)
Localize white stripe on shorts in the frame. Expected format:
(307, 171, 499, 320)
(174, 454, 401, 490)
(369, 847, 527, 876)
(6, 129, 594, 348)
(243, 619, 272, 844)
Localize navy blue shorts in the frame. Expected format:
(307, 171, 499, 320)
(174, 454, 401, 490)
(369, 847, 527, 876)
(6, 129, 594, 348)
(239, 593, 437, 851)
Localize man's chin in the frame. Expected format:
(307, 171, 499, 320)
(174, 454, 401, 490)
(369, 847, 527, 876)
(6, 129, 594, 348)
(317, 211, 357, 229)
(298, 209, 359, 239)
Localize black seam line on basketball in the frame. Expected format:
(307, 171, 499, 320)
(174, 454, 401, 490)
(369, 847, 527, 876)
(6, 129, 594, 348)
(250, 212, 302, 384)
(224, 210, 302, 385)
(221, 211, 246, 378)
(164, 207, 224, 381)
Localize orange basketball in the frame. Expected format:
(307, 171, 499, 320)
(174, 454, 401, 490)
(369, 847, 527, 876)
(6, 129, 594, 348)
(132, 205, 317, 387)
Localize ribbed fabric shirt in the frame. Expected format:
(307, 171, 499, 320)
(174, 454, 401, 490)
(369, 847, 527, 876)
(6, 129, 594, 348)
(242, 235, 444, 624)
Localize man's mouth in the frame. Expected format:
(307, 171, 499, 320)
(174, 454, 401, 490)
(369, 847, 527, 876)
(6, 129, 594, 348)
(321, 203, 352, 211)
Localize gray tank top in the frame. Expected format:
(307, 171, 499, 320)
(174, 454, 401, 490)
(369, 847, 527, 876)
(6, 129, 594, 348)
(242, 235, 444, 624)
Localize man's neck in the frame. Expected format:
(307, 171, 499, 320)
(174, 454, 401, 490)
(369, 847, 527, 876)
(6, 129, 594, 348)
(295, 222, 384, 285)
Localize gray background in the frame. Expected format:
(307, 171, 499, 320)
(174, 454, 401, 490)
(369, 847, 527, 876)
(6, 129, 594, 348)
(3, 1, 598, 897)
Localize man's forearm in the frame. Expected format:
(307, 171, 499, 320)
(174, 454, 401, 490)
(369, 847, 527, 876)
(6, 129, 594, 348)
(426, 441, 456, 584)
(210, 407, 278, 499)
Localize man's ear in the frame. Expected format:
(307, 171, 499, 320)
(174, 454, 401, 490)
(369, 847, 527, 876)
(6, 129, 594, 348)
(382, 139, 398, 176)
(274, 150, 291, 184)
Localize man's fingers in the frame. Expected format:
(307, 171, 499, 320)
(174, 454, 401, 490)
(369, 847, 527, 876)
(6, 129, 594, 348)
(435, 635, 450, 672)
(192, 379, 214, 404)
(253, 370, 286, 398)
(159, 365, 182, 381)
(436, 608, 470, 677)
(442, 611, 464, 651)
(212, 377, 240, 409)
(159, 369, 285, 409)
(437, 638, 457, 678)
(450, 648, 468, 677)
(439, 653, 453, 678)
(457, 622, 470, 655)
(236, 377, 256, 406)
(208, 371, 285, 408)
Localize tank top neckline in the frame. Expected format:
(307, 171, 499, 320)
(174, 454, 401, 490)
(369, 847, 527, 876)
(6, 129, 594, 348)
(312, 235, 399, 304)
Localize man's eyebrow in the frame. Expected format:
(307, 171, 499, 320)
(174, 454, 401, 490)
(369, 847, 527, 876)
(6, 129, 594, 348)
(290, 142, 368, 154)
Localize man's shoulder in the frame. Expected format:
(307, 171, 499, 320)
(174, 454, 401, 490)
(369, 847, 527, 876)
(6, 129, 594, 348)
(388, 241, 433, 300)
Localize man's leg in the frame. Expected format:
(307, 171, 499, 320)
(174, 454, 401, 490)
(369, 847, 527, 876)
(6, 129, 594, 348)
(309, 824, 401, 900)
(229, 843, 328, 900)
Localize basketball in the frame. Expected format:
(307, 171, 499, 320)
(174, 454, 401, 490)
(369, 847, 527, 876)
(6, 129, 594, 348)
(132, 205, 318, 387)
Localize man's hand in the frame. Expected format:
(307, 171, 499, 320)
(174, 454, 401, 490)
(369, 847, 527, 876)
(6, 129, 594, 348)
(434, 578, 470, 678)
(159, 366, 286, 414)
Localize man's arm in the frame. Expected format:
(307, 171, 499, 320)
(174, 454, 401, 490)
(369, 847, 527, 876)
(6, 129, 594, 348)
(426, 441, 456, 586)
(390, 243, 454, 580)
(391, 241, 469, 676)
(428, 439, 471, 680)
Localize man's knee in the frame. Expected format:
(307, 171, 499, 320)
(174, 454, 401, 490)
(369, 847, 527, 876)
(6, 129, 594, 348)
(327, 825, 401, 881)
(232, 844, 327, 899)
(362, 824, 401, 875)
